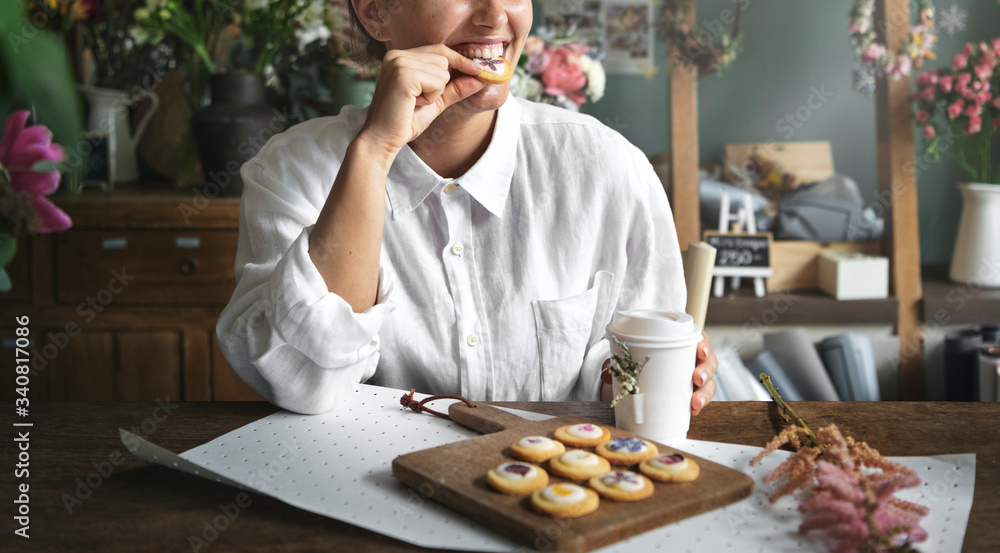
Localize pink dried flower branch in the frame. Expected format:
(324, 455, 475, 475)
(752, 374, 930, 553)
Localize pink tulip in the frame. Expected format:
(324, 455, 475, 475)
(0, 111, 71, 233)
(964, 115, 982, 135)
(915, 110, 930, 123)
(947, 101, 964, 120)
(922, 125, 936, 139)
(953, 54, 969, 70)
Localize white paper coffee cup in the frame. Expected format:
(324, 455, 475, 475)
(606, 310, 702, 445)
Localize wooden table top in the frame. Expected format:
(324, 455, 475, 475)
(1, 400, 997, 552)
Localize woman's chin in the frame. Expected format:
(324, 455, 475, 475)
(461, 83, 510, 112)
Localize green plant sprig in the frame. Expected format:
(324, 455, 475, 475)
(608, 337, 650, 406)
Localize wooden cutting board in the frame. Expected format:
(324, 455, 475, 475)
(392, 403, 754, 552)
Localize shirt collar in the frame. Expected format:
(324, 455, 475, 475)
(383, 93, 520, 219)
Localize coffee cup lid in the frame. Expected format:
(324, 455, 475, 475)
(606, 310, 701, 346)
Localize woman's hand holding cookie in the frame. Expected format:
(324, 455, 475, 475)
(358, 45, 486, 162)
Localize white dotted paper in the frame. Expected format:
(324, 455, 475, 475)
(126, 384, 976, 553)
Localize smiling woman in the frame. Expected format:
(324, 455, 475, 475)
(215, 0, 719, 415)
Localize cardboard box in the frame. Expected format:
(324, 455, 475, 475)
(818, 252, 889, 300)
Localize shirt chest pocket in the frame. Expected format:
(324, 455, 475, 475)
(532, 271, 615, 401)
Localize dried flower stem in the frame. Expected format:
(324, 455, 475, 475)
(758, 373, 821, 449)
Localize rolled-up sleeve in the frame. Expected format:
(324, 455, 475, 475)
(216, 146, 393, 415)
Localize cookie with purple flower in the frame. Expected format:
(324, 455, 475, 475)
(588, 470, 654, 502)
(639, 452, 701, 482)
(509, 436, 566, 463)
(553, 423, 611, 448)
(487, 461, 549, 495)
(595, 437, 658, 465)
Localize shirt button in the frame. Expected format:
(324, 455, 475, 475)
(443, 183, 457, 194)
(451, 244, 464, 256)
(466, 334, 480, 347)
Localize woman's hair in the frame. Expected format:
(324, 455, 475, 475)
(346, 0, 388, 65)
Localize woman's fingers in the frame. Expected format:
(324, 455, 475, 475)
(362, 45, 487, 150)
(691, 378, 717, 417)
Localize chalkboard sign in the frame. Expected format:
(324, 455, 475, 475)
(703, 231, 772, 269)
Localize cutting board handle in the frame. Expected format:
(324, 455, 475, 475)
(448, 403, 531, 434)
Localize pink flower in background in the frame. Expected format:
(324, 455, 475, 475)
(966, 104, 982, 118)
(920, 86, 937, 101)
(964, 115, 982, 135)
(915, 71, 937, 88)
(993, 119, 1000, 131)
(861, 44, 883, 64)
(974, 63, 993, 81)
(947, 100, 964, 119)
(542, 46, 588, 107)
(939, 74, 953, 92)
(922, 125, 936, 138)
(963, 43, 975, 57)
(952, 53, 969, 69)
(915, 110, 930, 123)
(993, 96, 1000, 109)
(993, 38, 1000, 54)
(525, 51, 551, 75)
(0, 111, 71, 233)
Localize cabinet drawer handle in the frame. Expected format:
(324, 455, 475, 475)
(102, 237, 127, 250)
(179, 258, 199, 275)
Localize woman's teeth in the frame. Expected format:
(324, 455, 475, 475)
(460, 45, 504, 59)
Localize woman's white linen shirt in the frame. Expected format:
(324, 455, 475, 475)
(216, 94, 685, 414)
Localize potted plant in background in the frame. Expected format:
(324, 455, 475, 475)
(73, 0, 171, 187)
(912, 38, 1000, 287)
(1, 0, 79, 290)
(131, 0, 337, 196)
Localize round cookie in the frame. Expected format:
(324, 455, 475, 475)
(595, 437, 658, 465)
(472, 56, 514, 84)
(588, 470, 654, 502)
(553, 423, 611, 448)
(639, 453, 701, 483)
(548, 450, 611, 481)
(487, 461, 549, 495)
(509, 436, 566, 463)
(530, 483, 600, 518)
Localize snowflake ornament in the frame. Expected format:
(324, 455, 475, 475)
(939, 4, 968, 36)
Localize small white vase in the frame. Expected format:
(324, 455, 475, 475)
(949, 183, 1000, 288)
(78, 85, 160, 184)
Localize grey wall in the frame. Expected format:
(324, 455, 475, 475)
(538, 0, 999, 265)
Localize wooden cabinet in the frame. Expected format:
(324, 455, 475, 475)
(0, 183, 264, 402)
